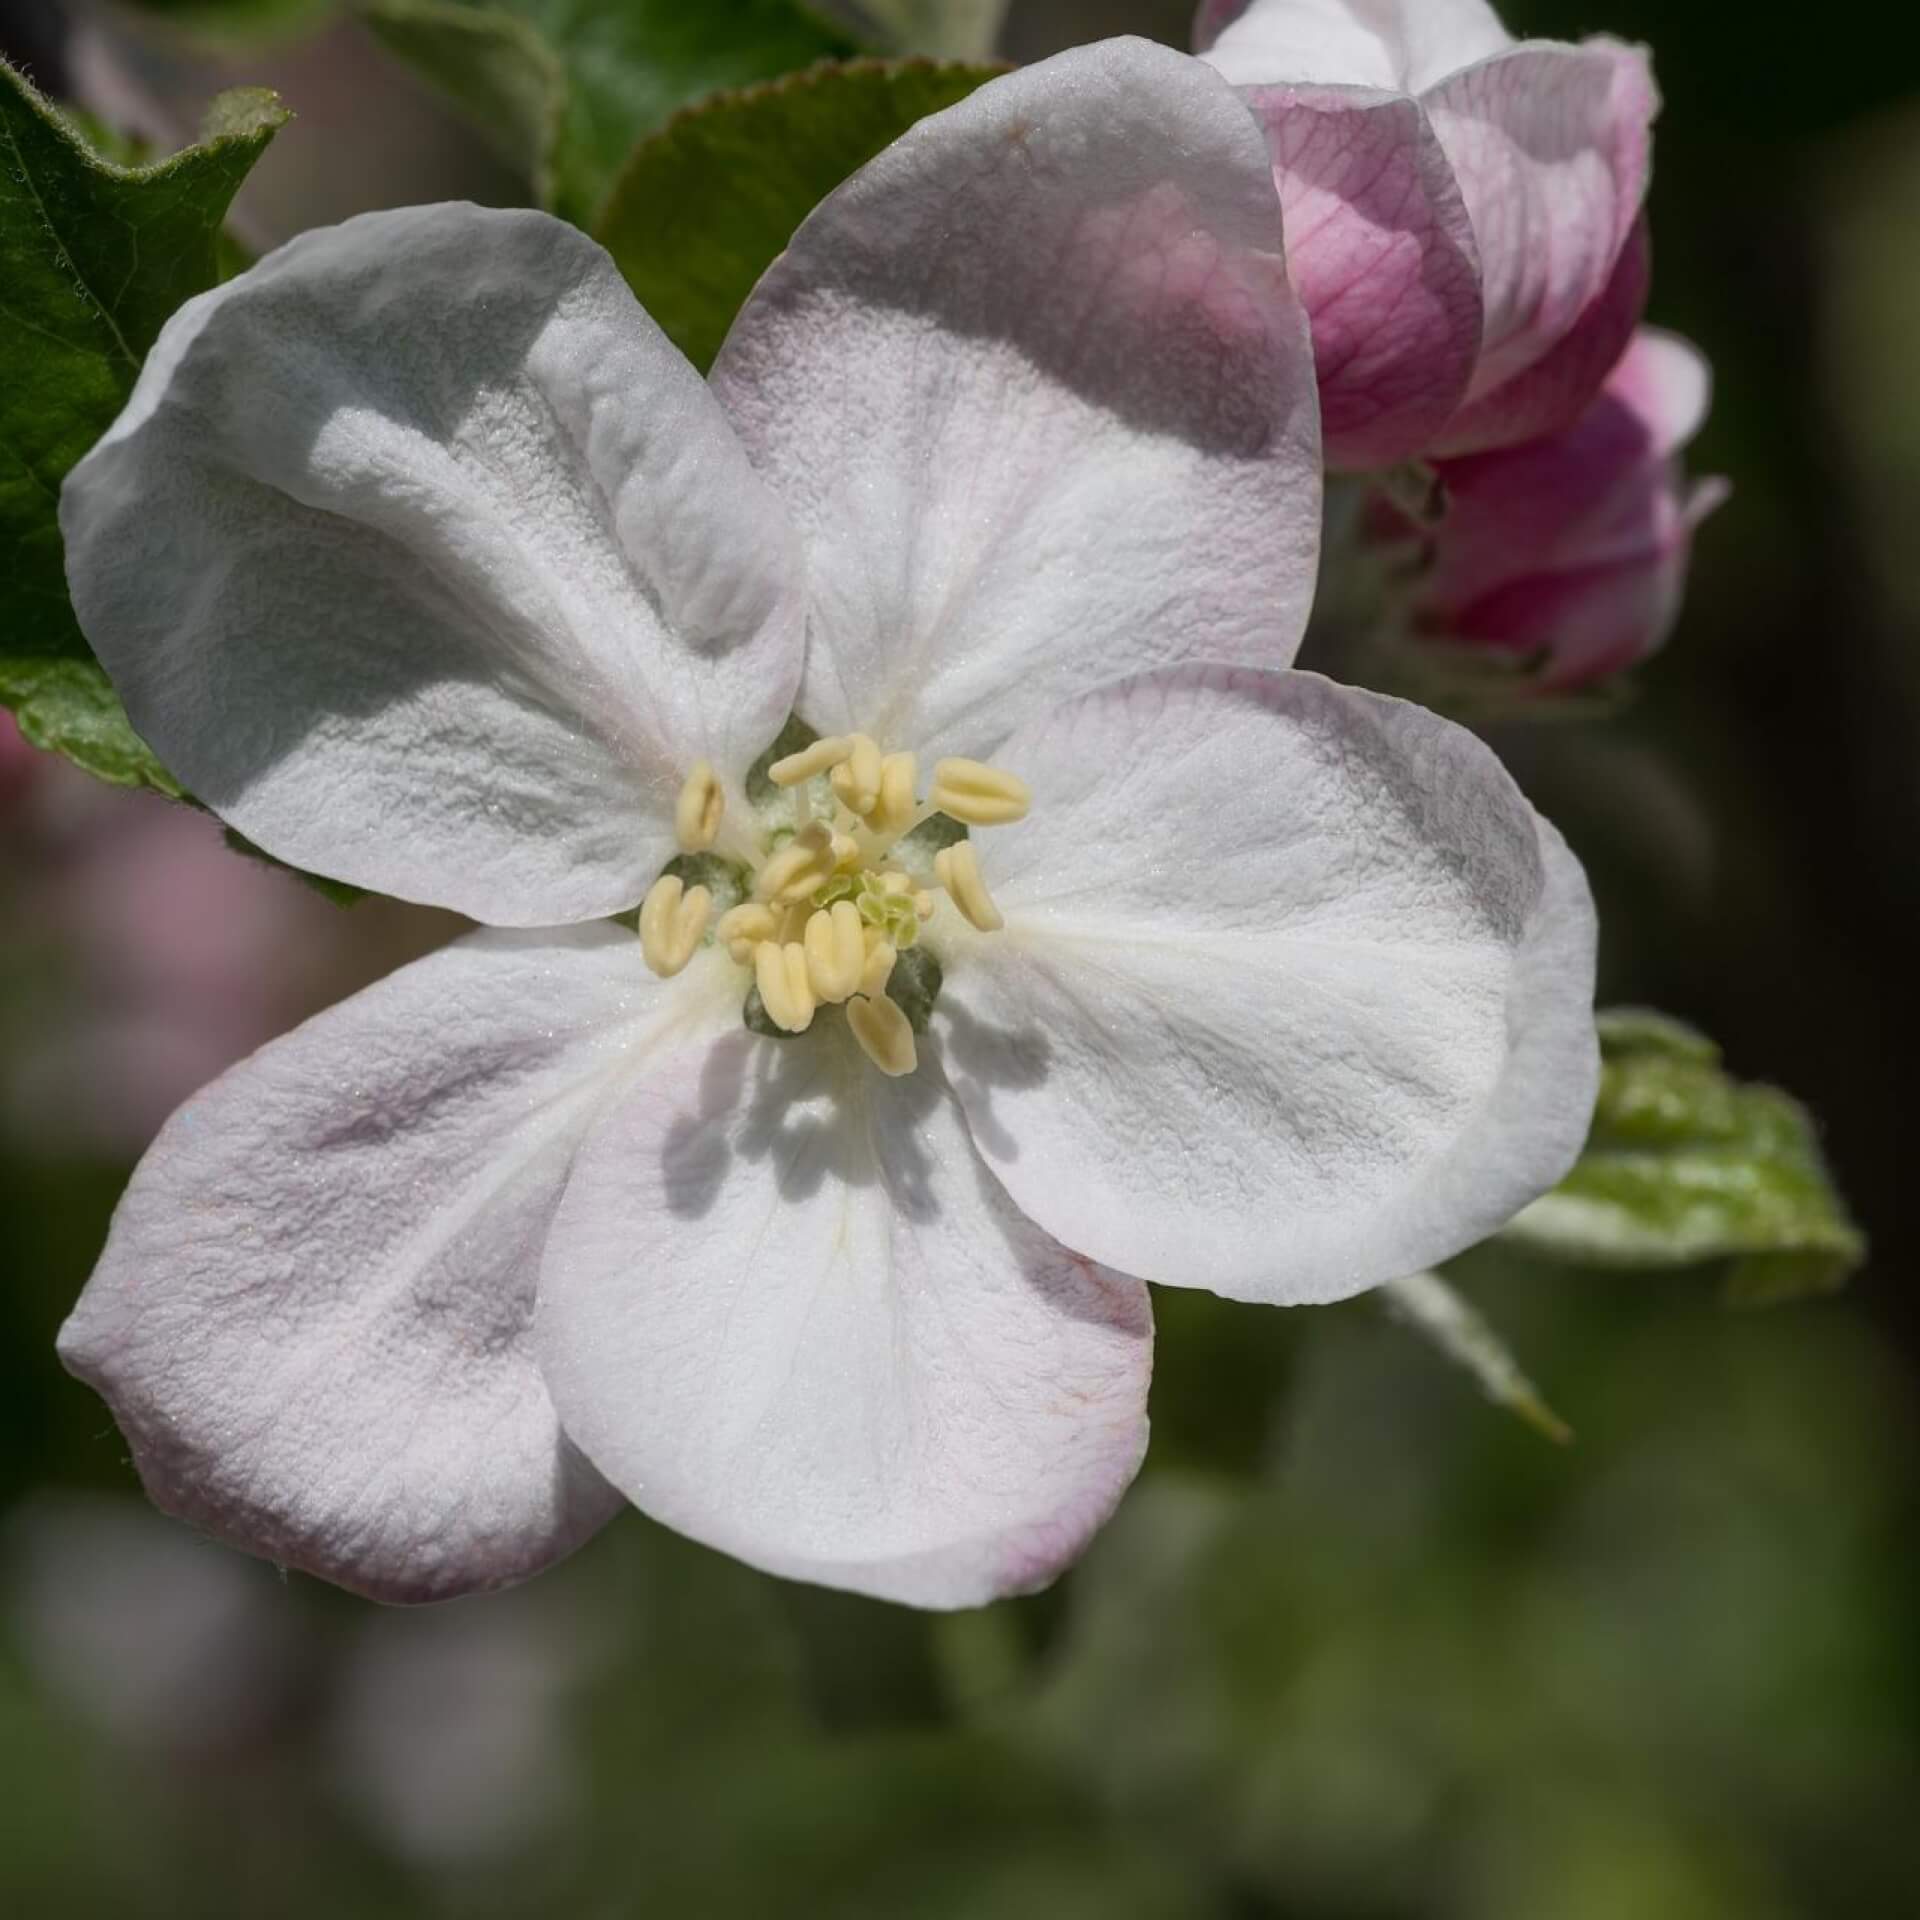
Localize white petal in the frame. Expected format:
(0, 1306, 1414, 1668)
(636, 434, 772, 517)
(936, 667, 1599, 1304)
(710, 38, 1319, 763)
(57, 926, 737, 1602)
(536, 1025, 1152, 1608)
(1200, 0, 1512, 93)
(62, 204, 804, 923)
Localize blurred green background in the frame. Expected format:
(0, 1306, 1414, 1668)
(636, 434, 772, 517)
(3, 1, 1918, 1913)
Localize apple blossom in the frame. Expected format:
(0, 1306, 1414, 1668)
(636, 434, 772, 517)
(1196, 0, 1657, 468)
(55, 39, 1597, 1609)
(1373, 328, 1728, 692)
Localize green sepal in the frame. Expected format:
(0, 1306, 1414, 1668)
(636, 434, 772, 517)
(594, 56, 1005, 373)
(1503, 1008, 1866, 1302)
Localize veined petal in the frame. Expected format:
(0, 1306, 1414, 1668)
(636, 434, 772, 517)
(535, 1025, 1152, 1608)
(1199, 0, 1512, 94)
(936, 667, 1598, 1305)
(58, 926, 738, 1603)
(61, 204, 804, 923)
(1244, 83, 1483, 469)
(1426, 42, 1655, 433)
(711, 38, 1319, 765)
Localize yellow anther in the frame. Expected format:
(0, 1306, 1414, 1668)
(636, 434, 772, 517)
(934, 841, 1004, 932)
(872, 752, 918, 836)
(829, 831, 863, 873)
(930, 757, 1031, 826)
(639, 874, 712, 978)
(769, 735, 853, 786)
(673, 760, 724, 852)
(914, 890, 936, 920)
(716, 902, 776, 964)
(829, 733, 883, 816)
(860, 940, 897, 997)
(848, 990, 917, 1077)
(756, 821, 836, 905)
(877, 868, 913, 895)
(754, 940, 816, 1033)
(803, 901, 865, 1003)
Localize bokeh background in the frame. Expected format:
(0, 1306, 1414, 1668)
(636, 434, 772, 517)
(3, 1, 1918, 1913)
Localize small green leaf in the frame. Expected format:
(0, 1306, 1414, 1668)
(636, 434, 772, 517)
(1381, 1269, 1572, 1444)
(360, 0, 861, 224)
(0, 65, 287, 666)
(850, 0, 1008, 60)
(595, 56, 1003, 371)
(0, 658, 182, 797)
(1502, 1008, 1866, 1301)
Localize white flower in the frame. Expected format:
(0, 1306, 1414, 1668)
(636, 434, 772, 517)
(55, 39, 1597, 1609)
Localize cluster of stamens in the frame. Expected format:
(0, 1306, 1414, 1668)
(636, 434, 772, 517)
(636, 732, 1030, 1076)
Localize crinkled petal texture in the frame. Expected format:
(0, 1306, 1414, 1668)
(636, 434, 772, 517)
(711, 36, 1321, 764)
(1198, 0, 1512, 93)
(1425, 42, 1655, 450)
(61, 203, 804, 924)
(56, 925, 735, 1603)
(936, 667, 1598, 1305)
(1243, 83, 1483, 468)
(536, 1023, 1152, 1608)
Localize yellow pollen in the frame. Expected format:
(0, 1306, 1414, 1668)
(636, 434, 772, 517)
(756, 821, 836, 905)
(934, 841, 1003, 932)
(860, 939, 897, 997)
(930, 757, 1031, 827)
(871, 753, 918, 836)
(769, 735, 854, 785)
(847, 989, 917, 1076)
(724, 727, 1030, 1072)
(639, 874, 711, 977)
(755, 939, 816, 1033)
(673, 760, 724, 852)
(829, 733, 883, 817)
(803, 901, 866, 1003)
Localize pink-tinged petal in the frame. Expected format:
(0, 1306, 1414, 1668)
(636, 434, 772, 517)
(63, 204, 804, 925)
(712, 38, 1319, 763)
(1438, 475, 1729, 689)
(1245, 82, 1483, 469)
(56, 925, 736, 1604)
(1199, 0, 1511, 92)
(536, 1024, 1152, 1609)
(1433, 214, 1650, 456)
(1404, 327, 1725, 683)
(1425, 41, 1656, 443)
(937, 667, 1598, 1305)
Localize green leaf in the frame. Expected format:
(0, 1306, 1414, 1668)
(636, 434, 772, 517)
(1381, 1270, 1572, 1444)
(596, 56, 1002, 372)
(850, 0, 1008, 60)
(0, 658, 182, 797)
(1502, 1008, 1866, 1301)
(360, 0, 862, 223)
(0, 64, 284, 736)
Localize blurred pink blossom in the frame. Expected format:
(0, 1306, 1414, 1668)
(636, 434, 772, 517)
(1373, 328, 1728, 692)
(1197, 0, 1655, 469)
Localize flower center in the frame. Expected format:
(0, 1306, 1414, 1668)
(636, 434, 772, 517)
(636, 732, 1030, 1077)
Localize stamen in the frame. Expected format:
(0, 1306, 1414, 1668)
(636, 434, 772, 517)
(756, 821, 836, 905)
(803, 901, 865, 1003)
(716, 902, 777, 965)
(860, 940, 897, 997)
(639, 874, 712, 977)
(769, 736, 853, 786)
(829, 733, 883, 817)
(930, 757, 1031, 826)
(871, 752, 918, 837)
(754, 940, 816, 1033)
(673, 760, 724, 853)
(933, 842, 1003, 932)
(847, 990, 917, 1076)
